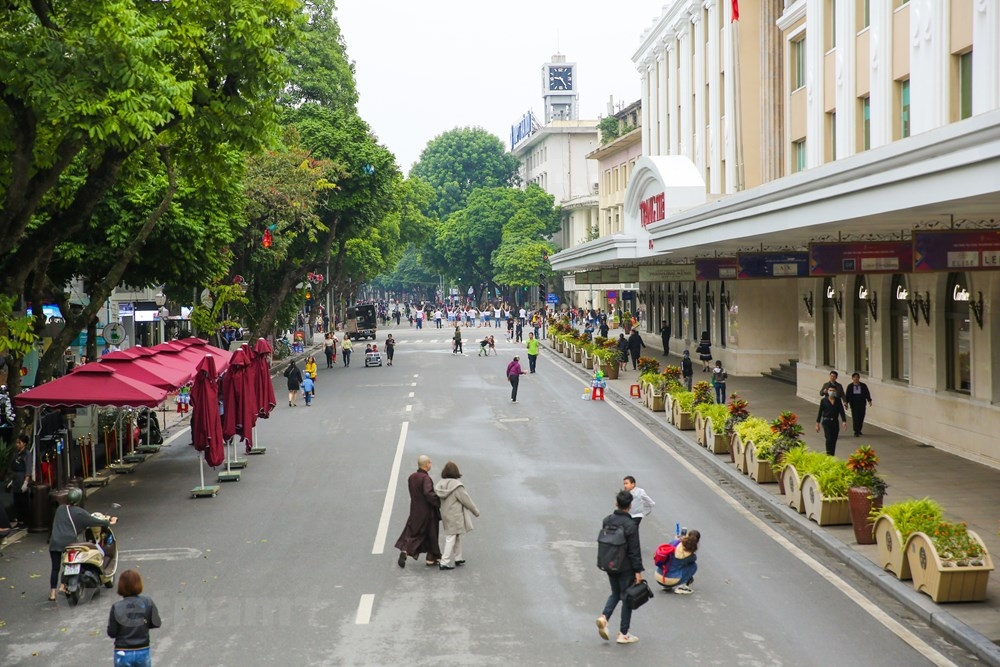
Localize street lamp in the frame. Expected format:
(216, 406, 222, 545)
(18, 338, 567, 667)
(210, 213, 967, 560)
(154, 292, 167, 344)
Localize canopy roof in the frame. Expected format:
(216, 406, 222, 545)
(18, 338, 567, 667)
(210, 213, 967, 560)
(17, 364, 167, 408)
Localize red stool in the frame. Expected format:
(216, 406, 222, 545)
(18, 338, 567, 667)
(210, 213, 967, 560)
(591, 386, 605, 401)
(629, 384, 641, 399)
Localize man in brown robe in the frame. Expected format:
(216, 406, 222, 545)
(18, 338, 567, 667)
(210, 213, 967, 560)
(395, 455, 442, 568)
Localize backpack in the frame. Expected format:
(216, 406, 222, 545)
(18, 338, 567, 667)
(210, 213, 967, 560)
(653, 541, 678, 575)
(597, 518, 628, 573)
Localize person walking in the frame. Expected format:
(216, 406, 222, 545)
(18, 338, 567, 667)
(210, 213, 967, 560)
(623, 475, 655, 527)
(434, 461, 481, 570)
(385, 334, 395, 367)
(301, 375, 314, 406)
(283, 361, 303, 407)
(816, 386, 848, 456)
(395, 455, 442, 568)
(8, 434, 31, 528)
(107, 569, 161, 667)
(342, 335, 353, 367)
(627, 329, 646, 371)
(596, 490, 645, 645)
(506, 356, 526, 402)
(846, 372, 873, 436)
(659, 321, 671, 357)
(452, 326, 463, 354)
(525, 332, 540, 373)
(819, 370, 846, 400)
(711, 360, 728, 404)
(681, 350, 694, 391)
(696, 331, 712, 372)
(49, 488, 114, 601)
(616, 333, 629, 373)
(323, 335, 335, 369)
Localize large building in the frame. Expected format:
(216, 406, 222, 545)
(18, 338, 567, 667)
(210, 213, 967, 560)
(550, 0, 1000, 467)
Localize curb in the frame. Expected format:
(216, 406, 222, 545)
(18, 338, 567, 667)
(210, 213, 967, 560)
(544, 345, 1000, 666)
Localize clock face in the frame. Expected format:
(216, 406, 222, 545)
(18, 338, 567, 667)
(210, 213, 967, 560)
(548, 66, 573, 91)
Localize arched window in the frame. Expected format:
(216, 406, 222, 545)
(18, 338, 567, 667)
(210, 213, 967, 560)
(890, 274, 910, 381)
(946, 272, 972, 393)
(853, 276, 870, 375)
(822, 277, 837, 367)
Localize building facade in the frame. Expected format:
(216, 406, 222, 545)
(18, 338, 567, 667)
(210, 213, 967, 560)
(550, 0, 1000, 467)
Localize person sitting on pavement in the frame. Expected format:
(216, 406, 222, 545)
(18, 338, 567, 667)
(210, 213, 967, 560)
(654, 529, 700, 595)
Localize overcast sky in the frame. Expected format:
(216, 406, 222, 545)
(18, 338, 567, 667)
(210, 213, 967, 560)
(334, 1, 664, 175)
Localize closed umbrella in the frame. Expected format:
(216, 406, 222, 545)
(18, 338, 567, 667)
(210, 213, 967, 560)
(252, 338, 276, 418)
(222, 347, 257, 447)
(190, 354, 224, 467)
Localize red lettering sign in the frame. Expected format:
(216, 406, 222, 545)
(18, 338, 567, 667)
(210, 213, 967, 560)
(639, 193, 665, 228)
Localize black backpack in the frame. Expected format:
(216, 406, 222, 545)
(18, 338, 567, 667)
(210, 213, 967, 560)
(597, 517, 628, 573)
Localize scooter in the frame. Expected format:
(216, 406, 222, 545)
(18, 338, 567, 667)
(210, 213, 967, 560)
(61, 512, 118, 606)
(137, 408, 163, 445)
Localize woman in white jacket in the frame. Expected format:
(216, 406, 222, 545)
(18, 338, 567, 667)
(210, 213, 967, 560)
(434, 461, 481, 570)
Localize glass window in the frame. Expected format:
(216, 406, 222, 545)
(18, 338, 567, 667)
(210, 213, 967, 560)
(792, 38, 807, 90)
(827, 111, 837, 162)
(853, 276, 871, 375)
(900, 79, 910, 138)
(822, 278, 837, 367)
(959, 52, 973, 120)
(860, 0, 870, 29)
(690, 282, 699, 341)
(826, 0, 837, 50)
(719, 282, 728, 348)
(861, 96, 871, 150)
(946, 273, 972, 393)
(793, 140, 807, 173)
(890, 275, 910, 382)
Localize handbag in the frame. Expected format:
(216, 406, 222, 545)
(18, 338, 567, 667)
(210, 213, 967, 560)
(623, 579, 654, 610)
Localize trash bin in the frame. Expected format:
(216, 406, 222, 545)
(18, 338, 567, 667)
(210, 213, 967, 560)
(29, 484, 52, 533)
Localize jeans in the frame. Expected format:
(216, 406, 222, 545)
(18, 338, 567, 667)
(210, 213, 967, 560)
(602, 570, 635, 635)
(509, 375, 519, 401)
(114, 647, 151, 667)
(342, 350, 351, 367)
(528, 354, 537, 373)
(683, 375, 693, 391)
(714, 383, 726, 404)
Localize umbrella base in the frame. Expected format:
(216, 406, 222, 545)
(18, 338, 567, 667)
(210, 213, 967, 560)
(122, 454, 147, 464)
(137, 445, 161, 454)
(108, 463, 138, 474)
(217, 470, 241, 483)
(247, 447, 267, 455)
(190, 485, 220, 498)
(84, 476, 111, 488)
(228, 460, 248, 469)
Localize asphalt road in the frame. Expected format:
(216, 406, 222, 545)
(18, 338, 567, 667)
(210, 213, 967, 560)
(0, 324, 980, 666)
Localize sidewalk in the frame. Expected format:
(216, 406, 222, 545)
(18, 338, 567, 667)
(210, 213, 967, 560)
(550, 330, 1000, 665)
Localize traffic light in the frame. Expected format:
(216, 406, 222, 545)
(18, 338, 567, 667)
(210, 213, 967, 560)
(538, 273, 546, 295)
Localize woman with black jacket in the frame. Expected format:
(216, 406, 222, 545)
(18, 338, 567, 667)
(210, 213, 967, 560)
(108, 569, 161, 666)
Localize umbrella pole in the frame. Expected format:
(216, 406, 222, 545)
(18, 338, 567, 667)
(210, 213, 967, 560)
(217, 435, 240, 482)
(191, 451, 220, 498)
(109, 410, 137, 474)
(248, 424, 266, 455)
(123, 409, 147, 464)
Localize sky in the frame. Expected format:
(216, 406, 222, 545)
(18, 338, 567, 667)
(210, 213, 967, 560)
(334, 1, 665, 175)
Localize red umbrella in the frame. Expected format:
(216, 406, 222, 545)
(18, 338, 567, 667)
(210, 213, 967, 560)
(17, 364, 167, 408)
(221, 347, 258, 451)
(252, 338, 276, 419)
(96, 355, 193, 390)
(155, 339, 233, 373)
(190, 354, 224, 467)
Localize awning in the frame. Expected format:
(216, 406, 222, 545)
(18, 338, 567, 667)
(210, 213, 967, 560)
(17, 364, 167, 408)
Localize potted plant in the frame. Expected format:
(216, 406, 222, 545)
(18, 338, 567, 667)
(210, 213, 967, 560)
(767, 412, 805, 493)
(593, 344, 620, 380)
(845, 445, 887, 545)
(582, 342, 596, 369)
(800, 456, 854, 526)
(671, 391, 696, 430)
(872, 497, 944, 580)
(640, 373, 667, 412)
(695, 403, 730, 454)
(724, 394, 750, 464)
(908, 519, 994, 602)
(778, 447, 829, 514)
(732, 417, 770, 475)
(636, 356, 660, 375)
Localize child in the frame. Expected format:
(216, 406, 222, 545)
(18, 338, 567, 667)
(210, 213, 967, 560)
(301, 376, 315, 406)
(479, 338, 489, 357)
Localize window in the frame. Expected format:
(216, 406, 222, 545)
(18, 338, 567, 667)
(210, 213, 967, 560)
(718, 282, 728, 348)
(822, 278, 837, 367)
(827, 111, 837, 161)
(853, 276, 871, 375)
(899, 79, 910, 138)
(946, 273, 972, 393)
(859, 0, 870, 29)
(791, 38, 807, 90)
(890, 275, 910, 382)
(792, 140, 807, 173)
(958, 52, 973, 120)
(860, 96, 871, 150)
(826, 0, 837, 50)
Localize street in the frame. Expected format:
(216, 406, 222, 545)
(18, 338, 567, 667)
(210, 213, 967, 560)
(0, 326, 978, 666)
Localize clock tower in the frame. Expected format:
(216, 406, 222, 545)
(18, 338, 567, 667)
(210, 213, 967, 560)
(542, 53, 578, 123)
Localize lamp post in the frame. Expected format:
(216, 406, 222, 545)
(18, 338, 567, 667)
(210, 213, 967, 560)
(154, 291, 166, 345)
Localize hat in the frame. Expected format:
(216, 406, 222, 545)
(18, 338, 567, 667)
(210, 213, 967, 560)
(683, 350, 690, 357)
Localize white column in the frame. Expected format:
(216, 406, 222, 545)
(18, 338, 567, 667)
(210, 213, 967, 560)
(835, 0, 857, 159)
(706, 0, 721, 193)
(692, 10, 707, 173)
(640, 64, 651, 155)
(805, 0, 825, 167)
(650, 56, 662, 153)
(678, 22, 693, 160)
(667, 40, 680, 155)
(909, 0, 949, 133)
(972, 0, 1000, 113)
(658, 40, 670, 156)
(868, 0, 893, 147)
(722, 11, 736, 191)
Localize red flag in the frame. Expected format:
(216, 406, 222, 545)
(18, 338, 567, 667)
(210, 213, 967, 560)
(731, 0, 739, 21)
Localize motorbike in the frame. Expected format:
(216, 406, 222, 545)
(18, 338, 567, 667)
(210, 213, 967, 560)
(137, 408, 163, 445)
(61, 512, 118, 606)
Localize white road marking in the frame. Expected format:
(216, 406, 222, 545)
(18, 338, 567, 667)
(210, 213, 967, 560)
(405, 405, 412, 412)
(162, 426, 191, 447)
(499, 418, 529, 423)
(371, 421, 409, 555)
(411, 382, 417, 387)
(408, 392, 414, 398)
(553, 364, 958, 667)
(118, 547, 203, 561)
(412, 374, 419, 378)
(355, 594, 375, 624)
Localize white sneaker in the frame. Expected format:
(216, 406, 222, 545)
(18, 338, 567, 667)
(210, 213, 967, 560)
(674, 584, 694, 595)
(596, 616, 609, 641)
(616, 632, 639, 644)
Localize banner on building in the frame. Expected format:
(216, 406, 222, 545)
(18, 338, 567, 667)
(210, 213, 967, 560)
(638, 264, 696, 282)
(809, 241, 913, 275)
(913, 230, 1000, 272)
(695, 258, 739, 281)
(619, 267, 639, 282)
(600, 268, 620, 283)
(737, 252, 809, 279)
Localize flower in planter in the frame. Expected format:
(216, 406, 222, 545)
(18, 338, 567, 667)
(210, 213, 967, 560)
(932, 520, 985, 565)
(636, 356, 661, 374)
(724, 393, 750, 435)
(770, 411, 804, 440)
(662, 365, 681, 383)
(692, 380, 712, 407)
(846, 445, 887, 498)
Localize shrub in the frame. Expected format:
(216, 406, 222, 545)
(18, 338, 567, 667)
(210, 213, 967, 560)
(694, 403, 730, 434)
(846, 445, 887, 497)
(875, 498, 944, 542)
(692, 380, 713, 407)
(674, 391, 696, 412)
(636, 356, 660, 374)
(662, 365, 681, 383)
(724, 393, 750, 434)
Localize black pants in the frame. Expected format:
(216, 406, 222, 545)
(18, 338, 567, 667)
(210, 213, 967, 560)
(50, 549, 62, 589)
(850, 404, 867, 435)
(821, 420, 841, 456)
(528, 354, 537, 373)
(509, 375, 519, 401)
(324, 349, 333, 367)
(13, 490, 30, 524)
(343, 350, 351, 367)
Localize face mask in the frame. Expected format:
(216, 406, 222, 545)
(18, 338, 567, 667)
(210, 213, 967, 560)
(827, 391, 836, 397)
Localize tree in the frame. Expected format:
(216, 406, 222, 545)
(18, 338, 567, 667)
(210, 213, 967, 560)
(409, 127, 520, 219)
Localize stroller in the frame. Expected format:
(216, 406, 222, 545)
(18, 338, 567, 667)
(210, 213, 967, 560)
(364, 344, 383, 367)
